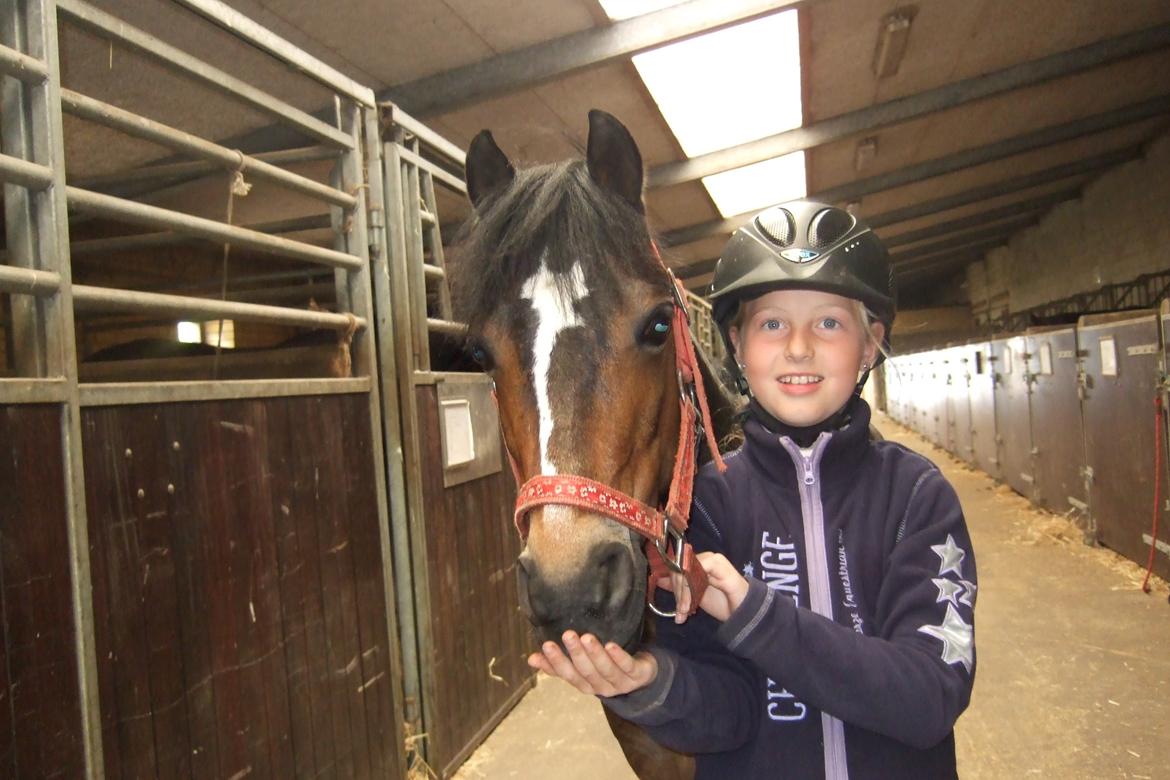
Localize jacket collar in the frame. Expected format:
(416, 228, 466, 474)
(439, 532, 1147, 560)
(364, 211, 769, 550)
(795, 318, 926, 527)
(741, 398, 872, 489)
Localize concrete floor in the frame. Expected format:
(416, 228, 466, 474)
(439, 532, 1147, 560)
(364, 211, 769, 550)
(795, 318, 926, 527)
(452, 412, 1170, 780)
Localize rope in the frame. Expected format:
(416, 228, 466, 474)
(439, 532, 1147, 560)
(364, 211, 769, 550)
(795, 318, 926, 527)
(212, 151, 251, 379)
(1141, 392, 1164, 593)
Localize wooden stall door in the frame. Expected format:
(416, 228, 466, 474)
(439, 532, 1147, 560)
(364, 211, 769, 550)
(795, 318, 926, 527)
(413, 380, 532, 778)
(82, 395, 403, 779)
(969, 342, 1000, 479)
(1028, 327, 1090, 521)
(1080, 311, 1168, 580)
(0, 405, 85, 778)
(994, 336, 1037, 500)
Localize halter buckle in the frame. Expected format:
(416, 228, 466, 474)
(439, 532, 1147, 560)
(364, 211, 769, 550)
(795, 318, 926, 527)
(654, 521, 687, 575)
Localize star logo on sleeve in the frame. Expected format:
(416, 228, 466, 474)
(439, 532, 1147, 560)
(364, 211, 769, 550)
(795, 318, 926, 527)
(931, 534, 966, 578)
(931, 577, 964, 607)
(918, 604, 974, 673)
(742, 562, 755, 579)
(958, 579, 977, 607)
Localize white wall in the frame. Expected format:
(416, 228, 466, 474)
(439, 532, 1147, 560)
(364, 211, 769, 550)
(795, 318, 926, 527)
(967, 129, 1170, 324)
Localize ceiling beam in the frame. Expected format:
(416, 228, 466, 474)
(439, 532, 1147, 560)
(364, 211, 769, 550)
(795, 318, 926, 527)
(660, 95, 1169, 247)
(892, 238, 1014, 277)
(864, 146, 1141, 229)
(880, 192, 1074, 248)
(890, 217, 1037, 264)
(384, 0, 818, 117)
(647, 23, 1170, 188)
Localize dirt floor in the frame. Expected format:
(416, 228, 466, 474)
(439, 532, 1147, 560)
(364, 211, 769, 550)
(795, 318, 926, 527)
(452, 412, 1170, 779)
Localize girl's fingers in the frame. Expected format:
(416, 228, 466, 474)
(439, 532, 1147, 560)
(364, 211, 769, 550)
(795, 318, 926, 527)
(562, 632, 617, 695)
(541, 641, 592, 693)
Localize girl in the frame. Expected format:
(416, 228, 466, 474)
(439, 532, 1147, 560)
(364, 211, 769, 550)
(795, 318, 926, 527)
(530, 200, 977, 779)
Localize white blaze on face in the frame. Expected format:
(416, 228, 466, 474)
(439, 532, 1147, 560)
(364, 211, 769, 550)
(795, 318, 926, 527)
(520, 257, 588, 475)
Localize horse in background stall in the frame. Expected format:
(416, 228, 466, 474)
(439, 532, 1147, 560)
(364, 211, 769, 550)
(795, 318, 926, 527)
(449, 110, 738, 779)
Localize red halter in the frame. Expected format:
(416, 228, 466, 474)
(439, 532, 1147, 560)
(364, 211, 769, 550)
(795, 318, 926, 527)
(506, 246, 727, 617)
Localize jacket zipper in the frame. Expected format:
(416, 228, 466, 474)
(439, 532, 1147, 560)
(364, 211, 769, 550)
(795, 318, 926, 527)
(782, 434, 849, 780)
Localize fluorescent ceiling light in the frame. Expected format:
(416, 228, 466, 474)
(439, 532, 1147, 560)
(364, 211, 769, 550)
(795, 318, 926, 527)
(702, 152, 806, 218)
(596, 0, 684, 21)
(629, 11, 805, 216)
(177, 321, 201, 343)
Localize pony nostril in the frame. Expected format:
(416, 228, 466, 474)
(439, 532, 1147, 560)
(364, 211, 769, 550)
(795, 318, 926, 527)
(590, 542, 635, 616)
(517, 553, 553, 624)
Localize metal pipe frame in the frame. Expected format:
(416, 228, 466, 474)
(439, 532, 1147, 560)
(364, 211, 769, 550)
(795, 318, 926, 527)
(0, 263, 61, 295)
(66, 187, 362, 269)
(384, 103, 468, 166)
(71, 284, 365, 330)
(0, 38, 47, 81)
(55, 0, 352, 149)
(72, 145, 338, 191)
(60, 89, 357, 208)
(396, 143, 467, 194)
(425, 317, 468, 337)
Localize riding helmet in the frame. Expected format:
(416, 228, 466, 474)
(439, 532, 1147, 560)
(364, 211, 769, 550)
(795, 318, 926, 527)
(708, 199, 896, 365)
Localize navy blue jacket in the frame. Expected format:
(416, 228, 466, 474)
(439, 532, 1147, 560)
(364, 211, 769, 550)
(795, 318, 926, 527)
(604, 400, 977, 779)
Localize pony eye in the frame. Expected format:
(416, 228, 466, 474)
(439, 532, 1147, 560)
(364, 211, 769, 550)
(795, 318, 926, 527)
(638, 306, 673, 348)
(468, 342, 494, 370)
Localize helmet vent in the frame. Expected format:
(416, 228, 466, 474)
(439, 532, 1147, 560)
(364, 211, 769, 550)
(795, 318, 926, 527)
(755, 208, 795, 246)
(808, 208, 855, 249)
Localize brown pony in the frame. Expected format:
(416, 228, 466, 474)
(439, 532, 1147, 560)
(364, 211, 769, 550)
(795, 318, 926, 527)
(452, 110, 737, 778)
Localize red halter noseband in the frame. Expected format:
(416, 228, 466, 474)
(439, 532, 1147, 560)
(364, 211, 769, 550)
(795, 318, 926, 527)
(506, 245, 727, 617)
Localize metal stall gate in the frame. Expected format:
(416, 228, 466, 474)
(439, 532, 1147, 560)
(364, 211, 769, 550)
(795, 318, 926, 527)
(377, 107, 532, 778)
(1080, 310, 1168, 580)
(1026, 325, 1090, 525)
(992, 334, 1037, 501)
(968, 340, 1000, 479)
(1, 1, 406, 776)
(945, 345, 975, 464)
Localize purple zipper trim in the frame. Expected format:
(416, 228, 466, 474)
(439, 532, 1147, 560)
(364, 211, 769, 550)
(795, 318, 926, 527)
(781, 433, 849, 780)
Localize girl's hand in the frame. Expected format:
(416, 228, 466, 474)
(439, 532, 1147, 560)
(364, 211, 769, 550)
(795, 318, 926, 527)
(528, 631, 658, 697)
(657, 552, 750, 623)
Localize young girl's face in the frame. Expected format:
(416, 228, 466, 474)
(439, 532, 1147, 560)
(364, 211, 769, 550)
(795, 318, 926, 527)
(730, 288, 884, 429)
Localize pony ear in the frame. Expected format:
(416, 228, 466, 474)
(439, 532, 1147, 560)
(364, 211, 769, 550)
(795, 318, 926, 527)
(465, 130, 515, 210)
(586, 109, 644, 213)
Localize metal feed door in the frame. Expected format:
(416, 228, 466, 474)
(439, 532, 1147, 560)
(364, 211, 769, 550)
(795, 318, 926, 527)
(1079, 310, 1166, 579)
(1027, 325, 1090, 522)
(993, 335, 1037, 501)
(947, 345, 975, 465)
(969, 340, 1000, 479)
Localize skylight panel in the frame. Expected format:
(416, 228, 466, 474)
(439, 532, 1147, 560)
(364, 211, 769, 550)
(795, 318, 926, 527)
(702, 153, 806, 218)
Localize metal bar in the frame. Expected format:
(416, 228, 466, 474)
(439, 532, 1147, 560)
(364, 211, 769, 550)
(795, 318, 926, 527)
(648, 24, 1170, 188)
(67, 213, 333, 257)
(662, 98, 1168, 248)
(60, 90, 357, 208)
(865, 148, 1141, 229)
(0, 40, 47, 82)
(72, 283, 366, 329)
(78, 376, 369, 406)
(167, 0, 375, 106)
(384, 104, 468, 164)
(0, 377, 69, 404)
(422, 264, 446, 281)
(883, 200, 1062, 249)
(0, 264, 61, 295)
(381, 131, 432, 744)
(72, 145, 338, 190)
(0, 150, 53, 189)
(32, 0, 104, 772)
(56, 0, 352, 148)
(360, 106, 411, 780)
(66, 187, 362, 269)
(396, 143, 466, 194)
(384, 0, 819, 116)
(425, 317, 467, 337)
(402, 139, 431, 372)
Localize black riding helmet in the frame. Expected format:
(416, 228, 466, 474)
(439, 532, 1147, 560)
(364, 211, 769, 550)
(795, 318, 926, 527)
(708, 200, 896, 401)
(709, 199, 896, 364)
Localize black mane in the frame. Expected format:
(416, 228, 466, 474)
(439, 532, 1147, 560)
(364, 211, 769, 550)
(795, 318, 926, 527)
(451, 158, 669, 332)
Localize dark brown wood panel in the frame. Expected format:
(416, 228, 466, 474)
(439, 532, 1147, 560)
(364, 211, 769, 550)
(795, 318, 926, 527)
(0, 404, 85, 779)
(1081, 312, 1168, 580)
(83, 394, 404, 779)
(993, 336, 1036, 501)
(1028, 327, 1089, 520)
(414, 385, 533, 778)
